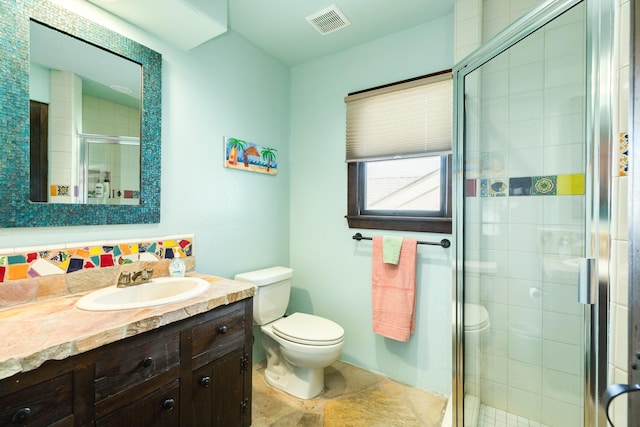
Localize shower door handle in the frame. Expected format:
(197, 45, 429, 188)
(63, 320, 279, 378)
(602, 383, 640, 426)
(578, 258, 597, 305)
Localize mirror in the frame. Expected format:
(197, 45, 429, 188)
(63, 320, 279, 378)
(30, 20, 143, 205)
(0, 0, 161, 227)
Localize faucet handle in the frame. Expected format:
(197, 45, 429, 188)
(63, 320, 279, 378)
(142, 268, 153, 280)
(118, 271, 132, 284)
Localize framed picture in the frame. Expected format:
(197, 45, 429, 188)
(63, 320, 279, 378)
(224, 137, 278, 176)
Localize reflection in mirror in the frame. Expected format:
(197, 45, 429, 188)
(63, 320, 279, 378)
(29, 20, 142, 205)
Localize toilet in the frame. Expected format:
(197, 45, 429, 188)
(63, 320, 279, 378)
(442, 304, 490, 427)
(234, 266, 344, 399)
(463, 303, 490, 400)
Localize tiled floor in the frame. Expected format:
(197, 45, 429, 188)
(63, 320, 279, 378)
(251, 360, 447, 427)
(477, 405, 551, 427)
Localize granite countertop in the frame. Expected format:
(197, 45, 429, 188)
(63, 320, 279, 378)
(0, 273, 255, 381)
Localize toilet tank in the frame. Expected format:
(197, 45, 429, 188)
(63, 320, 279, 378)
(234, 266, 293, 325)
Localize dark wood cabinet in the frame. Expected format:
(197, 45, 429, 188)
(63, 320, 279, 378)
(96, 379, 181, 427)
(0, 371, 74, 426)
(0, 298, 252, 427)
(190, 299, 252, 427)
(192, 349, 250, 427)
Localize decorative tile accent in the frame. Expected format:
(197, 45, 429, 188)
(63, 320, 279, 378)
(619, 132, 629, 177)
(509, 177, 532, 196)
(474, 174, 584, 198)
(480, 179, 489, 197)
(0, 235, 193, 283)
(465, 179, 477, 197)
(557, 173, 585, 195)
(489, 179, 508, 196)
(57, 185, 70, 196)
(532, 176, 557, 195)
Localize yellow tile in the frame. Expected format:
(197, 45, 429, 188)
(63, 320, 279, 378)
(131, 244, 139, 253)
(89, 246, 102, 256)
(50, 185, 57, 197)
(164, 240, 177, 247)
(59, 259, 70, 271)
(557, 173, 585, 195)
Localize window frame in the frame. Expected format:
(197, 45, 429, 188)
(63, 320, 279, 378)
(346, 154, 452, 234)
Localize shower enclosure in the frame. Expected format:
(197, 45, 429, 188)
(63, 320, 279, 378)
(453, 0, 612, 425)
(77, 134, 141, 205)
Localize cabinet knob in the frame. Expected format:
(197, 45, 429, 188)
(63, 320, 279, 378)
(141, 356, 153, 368)
(217, 325, 228, 334)
(199, 376, 211, 387)
(12, 407, 32, 423)
(162, 398, 175, 411)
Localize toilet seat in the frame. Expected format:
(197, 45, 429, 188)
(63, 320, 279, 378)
(272, 312, 344, 346)
(464, 303, 490, 332)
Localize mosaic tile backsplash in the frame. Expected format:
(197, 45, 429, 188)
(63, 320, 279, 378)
(0, 235, 193, 283)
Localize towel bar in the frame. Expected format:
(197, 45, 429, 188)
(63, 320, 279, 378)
(352, 233, 450, 248)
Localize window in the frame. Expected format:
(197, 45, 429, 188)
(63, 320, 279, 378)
(345, 70, 452, 233)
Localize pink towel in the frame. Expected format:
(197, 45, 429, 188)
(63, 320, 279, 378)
(371, 236, 417, 342)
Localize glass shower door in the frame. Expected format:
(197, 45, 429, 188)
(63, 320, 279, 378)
(458, 3, 589, 426)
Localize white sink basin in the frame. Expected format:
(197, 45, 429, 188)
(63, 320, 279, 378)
(76, 276, 211, 311)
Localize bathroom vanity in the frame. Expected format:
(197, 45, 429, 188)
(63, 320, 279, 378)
(0, 275, 254, 427)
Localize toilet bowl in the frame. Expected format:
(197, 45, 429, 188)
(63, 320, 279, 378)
(463, 303, 490, 401)
(234, 266, 345, 399)
(261, 312, 344, 399)
(464, 303, 490, 336)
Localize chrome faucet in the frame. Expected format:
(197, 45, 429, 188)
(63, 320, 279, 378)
(117, 268, 154, 287)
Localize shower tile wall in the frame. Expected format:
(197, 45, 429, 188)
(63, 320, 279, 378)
(609, 0, 630, 425)
(463, 4, 586, 425)
(48, 70, 82, 203)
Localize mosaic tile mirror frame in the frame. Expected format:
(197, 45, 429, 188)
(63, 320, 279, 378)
(0, 0, 161, 227)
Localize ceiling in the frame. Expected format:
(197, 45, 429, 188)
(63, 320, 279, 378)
(84, 0, 455, 66)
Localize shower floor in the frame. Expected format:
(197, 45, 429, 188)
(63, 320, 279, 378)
(478, 404, 551, 427)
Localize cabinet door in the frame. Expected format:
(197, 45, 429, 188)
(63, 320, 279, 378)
(192, 349, 249, 427)
(0, 372, 73, 427)
(96, 379, 180, 427)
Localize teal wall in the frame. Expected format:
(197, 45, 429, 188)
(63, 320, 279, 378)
(0, 1, 291, 280)
(288, 15, 454, 395)
(4, 0, 454, 396)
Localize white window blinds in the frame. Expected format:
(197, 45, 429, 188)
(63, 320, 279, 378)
(345, 72, 452, 162)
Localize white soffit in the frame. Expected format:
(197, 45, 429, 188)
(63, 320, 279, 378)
(87, 0, 228, 51)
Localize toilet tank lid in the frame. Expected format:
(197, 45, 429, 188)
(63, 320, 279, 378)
(234, 266, 293, 286)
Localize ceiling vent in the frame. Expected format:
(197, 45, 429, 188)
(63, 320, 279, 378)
(305, 5, 351, 35)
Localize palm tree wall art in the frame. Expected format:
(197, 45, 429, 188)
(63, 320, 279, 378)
(224, 136, 278, 176)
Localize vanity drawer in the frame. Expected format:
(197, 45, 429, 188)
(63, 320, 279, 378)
(192, 302, 246, 369)
(96, 378, 180, 427)
(94, 331, 180, 403)
(0, 372, 73, 427)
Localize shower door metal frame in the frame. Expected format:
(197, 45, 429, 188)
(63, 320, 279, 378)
(451, 0, 614, 425)
(628, 0, 640, 423)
